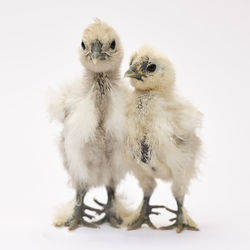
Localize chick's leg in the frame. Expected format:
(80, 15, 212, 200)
(160, 198, 199, 233)
(92, 186, 123, 228)
(127, 176, 165, 230)
(65, 189, 99, 230)
(127, 195, 166, 230)
(160, 179, 199, 233)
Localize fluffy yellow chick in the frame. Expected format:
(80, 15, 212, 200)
(48, 19, 129, 230)
(124, 45, 202, 233)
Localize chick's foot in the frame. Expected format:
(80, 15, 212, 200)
(127, 196, 165, 230)
(64, 202, 101, 230)
(64, 190, 101, 230)
(91, 198, 123, 228)
(159, 203, 199, 233)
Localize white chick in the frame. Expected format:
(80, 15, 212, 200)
(124, 45, 202, 233)
(49, 19, 129, 230)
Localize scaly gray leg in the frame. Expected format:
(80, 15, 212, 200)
(127, 196, 166, 230)
(92, 186, 123, 228)
(159, 199, 199, 233)
(65, 189, 100, 230)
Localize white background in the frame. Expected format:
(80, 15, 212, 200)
(0, 0, 250, 249)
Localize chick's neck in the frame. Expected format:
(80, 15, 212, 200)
(84, 68, 121, 127)
(85, 68, 121, 85)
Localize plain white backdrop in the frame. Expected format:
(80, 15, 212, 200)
(0, 0, 250, 249)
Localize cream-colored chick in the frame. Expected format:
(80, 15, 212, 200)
(48, 19, 129, 230)
(124, 45, 202, 233)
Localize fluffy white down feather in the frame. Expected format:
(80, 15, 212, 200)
(124, 45, 202, 200)
(53, 200, 75, 227)
(49, 20, 132, 227)
(122, 45, 202, 229)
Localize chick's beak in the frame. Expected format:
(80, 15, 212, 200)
(91, 40, 102, 64)
(124, 66, 144, 81)
(91, 53, 99, 65)
(124, 69, 139, 79)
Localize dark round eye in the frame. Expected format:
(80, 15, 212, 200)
(110, 40, 116, 49)
(147, 64, 156, 72)
(81, 41, 86, 50)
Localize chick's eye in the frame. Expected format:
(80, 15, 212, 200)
(81, 41, 86, 50)
(147, 64, 156, 72)
(110, 40, 116, 49)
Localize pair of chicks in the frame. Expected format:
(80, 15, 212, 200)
(49, 19, 202, 233)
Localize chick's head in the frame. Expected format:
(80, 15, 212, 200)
(79, 19, 123, 73)
(125, 45, 175, 92)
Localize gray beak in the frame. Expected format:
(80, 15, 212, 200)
(124, 66, 144, 81)
(91, 40, 102, 64)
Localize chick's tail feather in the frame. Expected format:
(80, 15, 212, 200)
(47, 83, 73, 123)
(114, 195, 143, 227)
(53, 200, 75, 227)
